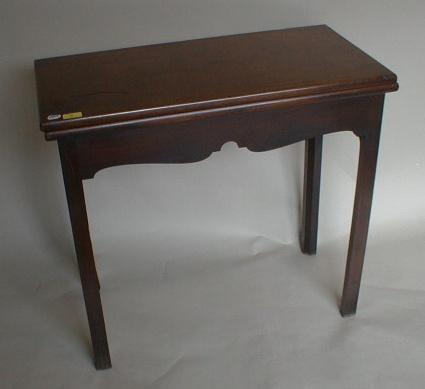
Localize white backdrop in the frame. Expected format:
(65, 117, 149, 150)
(1, 1, 425, 388)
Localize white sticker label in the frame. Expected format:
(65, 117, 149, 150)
(47, 114, 61, 121)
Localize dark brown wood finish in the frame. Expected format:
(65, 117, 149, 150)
(34, 25, 398, 369)
(340, 98, 384, 316)
(301, 136, 323, 255)
(58, 141, 111, 369)
(35, 25, 397, 138)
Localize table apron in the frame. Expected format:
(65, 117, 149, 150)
(59, 94, 385, 180)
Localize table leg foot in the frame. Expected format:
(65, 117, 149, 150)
(83, 287, 112, 370)
(95, 356, 112, 370)
(300, 136, 322, 255)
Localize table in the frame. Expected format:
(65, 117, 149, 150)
(34, 25, 398, 370)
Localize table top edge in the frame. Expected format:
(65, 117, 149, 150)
(42, 79, 398, 140)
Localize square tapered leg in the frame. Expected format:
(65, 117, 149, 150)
(301, 136, 323, 255)
(340, 129, 381, 316)
(59, 141, 112, 369)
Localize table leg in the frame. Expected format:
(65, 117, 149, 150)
(340, 130, 381, 316)
(301, 136, 323, 254)
(58, 141, 112, 369)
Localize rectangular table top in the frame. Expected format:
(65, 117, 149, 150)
(35, 25, 397, 137)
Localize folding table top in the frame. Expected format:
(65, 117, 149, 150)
(34, 25, 398, 137)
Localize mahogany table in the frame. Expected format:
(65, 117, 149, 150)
(34, 25, 398, 369)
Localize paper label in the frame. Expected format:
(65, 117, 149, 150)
(62, 112, 83, 120)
